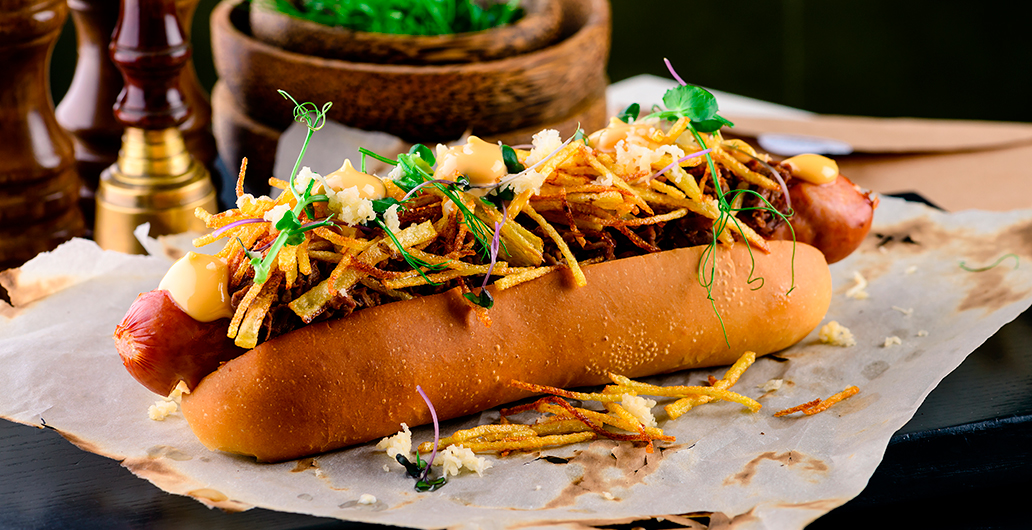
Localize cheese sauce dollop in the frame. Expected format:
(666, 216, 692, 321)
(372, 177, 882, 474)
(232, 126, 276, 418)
(325, 159, 387, 199)
(782, 154, 839, 185)
(158, 252, 233, 322)
(434, 136, 507, 186)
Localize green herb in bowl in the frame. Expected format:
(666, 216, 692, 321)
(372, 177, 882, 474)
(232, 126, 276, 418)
(271, 0, 525, 35)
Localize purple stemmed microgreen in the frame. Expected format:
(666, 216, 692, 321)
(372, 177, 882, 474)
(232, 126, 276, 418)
(211, 217, 265, 239)
(393, 385, 447, 492)
(464, 202, 506, 309)
(644, 148, 713, 183)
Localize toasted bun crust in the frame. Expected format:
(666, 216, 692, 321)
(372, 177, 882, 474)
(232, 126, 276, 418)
(181, 241, 831, 462)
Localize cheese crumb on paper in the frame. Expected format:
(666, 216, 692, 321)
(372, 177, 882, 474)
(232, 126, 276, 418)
(760, 379, 783, 393)
(883, 336, 902, 348)
(819, 320, 856, 347)
(845, 271, 869, 299)
(917, 330, 929, 337)
(148, 380, 191, 421)
(434, 445, 493, 477)
(377, 423, 412, 460)
(892, 306, 914, 316)
(148, 400, 178, 421)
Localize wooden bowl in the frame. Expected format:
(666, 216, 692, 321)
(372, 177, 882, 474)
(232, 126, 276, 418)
(210, 0, 610, 143)
(211, 80, 609, 196)
(249, 0, 564, 65)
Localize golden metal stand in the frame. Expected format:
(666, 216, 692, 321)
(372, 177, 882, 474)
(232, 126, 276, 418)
(94, 127, 216, 254)
(93, 0, 218, 254)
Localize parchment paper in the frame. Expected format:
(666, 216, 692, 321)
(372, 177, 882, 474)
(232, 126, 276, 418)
(2, 197, 1031, 529)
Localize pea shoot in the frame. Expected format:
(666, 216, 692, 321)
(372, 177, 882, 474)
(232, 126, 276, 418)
(247, 92, 337, 284)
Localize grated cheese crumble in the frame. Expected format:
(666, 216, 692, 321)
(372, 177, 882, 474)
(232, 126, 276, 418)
(327, 186, 376, 226)
(621, 394, 658, 427)
(845, 271, 869, 299)
(148, 400, 178, 421)
(818, 320, 856, 347)
(376, 423, 412, 459)
(148, 380, 191, 421)
(433, 444, 493, 477)
(760, 379, 784, 393)
(525, 129, 563, 167)
(883, 336, 902, 348)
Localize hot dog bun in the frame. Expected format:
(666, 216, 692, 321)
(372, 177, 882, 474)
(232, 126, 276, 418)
(181, 240, 830, 462)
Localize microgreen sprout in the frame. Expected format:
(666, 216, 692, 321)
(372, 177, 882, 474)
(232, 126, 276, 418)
(959, 253, 1019, 272)
(211, 217, 265, 239)
(245, 92, 336, 284)
(617, 103, 640, 124)
(368, 144, 498, 259)
(373, 218, 448, 286)
(501, 144, 524, 173)
(464, 202, 507, 309)
(395, 385, 447, 492)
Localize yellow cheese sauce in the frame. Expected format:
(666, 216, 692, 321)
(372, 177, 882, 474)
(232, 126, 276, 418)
(782, 154, 839, 185)
(158, 252, 233, 322)
(325, 160, 386, 199)
(434, 136, 508, 186)
(588, 117, 660, 152)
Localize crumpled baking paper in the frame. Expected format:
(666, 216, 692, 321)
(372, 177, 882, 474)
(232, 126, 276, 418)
(2, 197, 1031, 529)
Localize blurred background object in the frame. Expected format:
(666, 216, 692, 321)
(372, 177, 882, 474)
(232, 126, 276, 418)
(207, 0, 608, 195)
(55, 0, 217, 228)
(0, 0, 86, 273)
(49, 0, 1032, 124)
(91, 0, 218, 254)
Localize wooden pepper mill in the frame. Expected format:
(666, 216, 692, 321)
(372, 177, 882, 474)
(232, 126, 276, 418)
(93, 0, 217, 254)
(0, 0, 86, 271)
(55, 0, 217, 226)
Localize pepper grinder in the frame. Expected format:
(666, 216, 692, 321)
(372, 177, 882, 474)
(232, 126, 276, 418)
(93, 0, 217, 254)
(0, 0, 86, 271)
(55, 0, 217, 227)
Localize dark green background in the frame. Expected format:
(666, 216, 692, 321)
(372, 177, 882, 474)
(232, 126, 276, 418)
(50, 0, 1032, 123)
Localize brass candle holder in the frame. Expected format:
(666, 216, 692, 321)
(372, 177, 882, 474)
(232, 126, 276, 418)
(93, 0, 218, 254)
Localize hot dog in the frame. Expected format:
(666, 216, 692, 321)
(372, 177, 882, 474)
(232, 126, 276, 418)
(114, 93, 874, 462)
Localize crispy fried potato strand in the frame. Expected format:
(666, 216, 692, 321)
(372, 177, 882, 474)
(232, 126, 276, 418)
(279, 243, 298, 289)
(607, 373, 762, 412)
(666, 351, 756, 419)
(522, 203, 586, 287)
(605, 402, 654, 452)
(509, 380, 623, 403)
(773, 399, 822, 418)
(493, 265, 558, 290)
(712, 147, 779, 191)
(236, 157, 247, 198)
(234, 276, 282, 349)
(417, 424, 537, 453)
(774, 386, 860, 417)
(458, 433, 597, 453)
